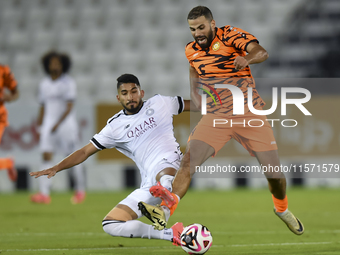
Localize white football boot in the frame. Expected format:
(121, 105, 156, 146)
(274, 208, 304, 235)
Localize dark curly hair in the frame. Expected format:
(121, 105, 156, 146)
(41, 51, 72, 74)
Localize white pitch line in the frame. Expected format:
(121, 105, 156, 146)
(2, 229, 340, 237)
(0, 232, 107, 237)
(228, 241, 334, 247)
(214, 229, 340, 235)
(1, 241, 337, 252)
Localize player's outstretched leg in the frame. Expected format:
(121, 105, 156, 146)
(274, 208, 304, 235)
(255, 150, 304, 235)
(138, 201, 167, 230)
(150, 182, 178, 208)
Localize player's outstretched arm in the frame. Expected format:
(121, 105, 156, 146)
(183, 100, 200, 112)
(29, 142, 99, 179)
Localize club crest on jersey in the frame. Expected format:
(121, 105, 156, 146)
(212, 41, 220, 51)
(146, 108, 154, 116)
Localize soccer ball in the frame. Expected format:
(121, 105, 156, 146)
(180, 223, 213, 254)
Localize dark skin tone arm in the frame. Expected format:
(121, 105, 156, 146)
(37, 105, 44, 127)
(51, 101, 74, 132)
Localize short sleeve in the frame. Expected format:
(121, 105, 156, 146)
(222, 26, 259, 51)
(159, 95, 184, 115)
(90, 124, 116, 150)
(3, 66, 17, 91)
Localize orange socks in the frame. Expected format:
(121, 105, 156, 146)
(272, 194, 288, 213)
(161, 193, 179, 216)
(0, 158, 13, 170)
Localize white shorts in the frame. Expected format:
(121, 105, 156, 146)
(141, 151, 182, 188)
(119, 187, 162, 218)
(40, 120, 79, 154)
(120, 156, 181, 218)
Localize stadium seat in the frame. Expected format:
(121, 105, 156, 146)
(0, 0, 318, 100)
(71, 50, 92, 75)
(58, 28, 84, 51)
(5, 30, 31, 51)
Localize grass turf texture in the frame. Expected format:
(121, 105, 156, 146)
(0, 188, 339, 255)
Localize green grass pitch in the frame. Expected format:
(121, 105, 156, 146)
(0, 187, 339, 254)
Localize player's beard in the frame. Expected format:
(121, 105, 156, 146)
(124, 100, 143, 114)
(195, 27, 214, 49)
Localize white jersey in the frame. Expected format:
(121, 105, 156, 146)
(38, 74, 77, 130)
(91, 94, 185, 187)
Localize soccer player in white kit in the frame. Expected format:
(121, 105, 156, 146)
(30, 74, 196, 245)
(31, 51, 86, 204)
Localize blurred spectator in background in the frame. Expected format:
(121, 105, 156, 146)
(31, 51, 86, 204)
(0, 64, 19, 181)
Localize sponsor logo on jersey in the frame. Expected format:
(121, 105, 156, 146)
(127, 117, 157, 138)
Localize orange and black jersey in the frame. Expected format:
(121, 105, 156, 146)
(185, 25, 265, 116)
(0, 64, 17, 124)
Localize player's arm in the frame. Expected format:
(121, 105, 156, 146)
(51, 101, 73, 132)
(0, 87, 19, 103)
(189, 65, 202, 109)
(234, 42, 269, 70)
(37, 105, 45, 127)
(183, 100, 200, 112)
(30, 142, 99, 179)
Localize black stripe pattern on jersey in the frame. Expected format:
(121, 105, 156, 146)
(91, 138, 106, 150)
(177, 96, 184, 114)
(108, 113, 122, 123)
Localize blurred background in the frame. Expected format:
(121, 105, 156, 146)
(0, 0, 339, 193)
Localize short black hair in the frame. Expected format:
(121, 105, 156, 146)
(187, 6, 213, 21)
(117, 74, 140, 90)
(41, 50, 72, 74)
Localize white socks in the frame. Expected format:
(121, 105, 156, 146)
(72, 164, 85, 192)
(39, 161, 54, 195)
(102, 220, 173, 241)
(276, 208, 288, 216)
(159, 174, 180, 221)
(159, 175, 174, 192)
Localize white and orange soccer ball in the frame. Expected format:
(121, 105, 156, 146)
(180, 223, 213, 254)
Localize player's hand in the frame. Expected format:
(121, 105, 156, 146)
(0, 93, 13, 103)
(29, 168, 57, 179)
(234, 56, 249, 70)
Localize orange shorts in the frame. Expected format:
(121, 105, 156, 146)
(188, 110, 278, 157)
